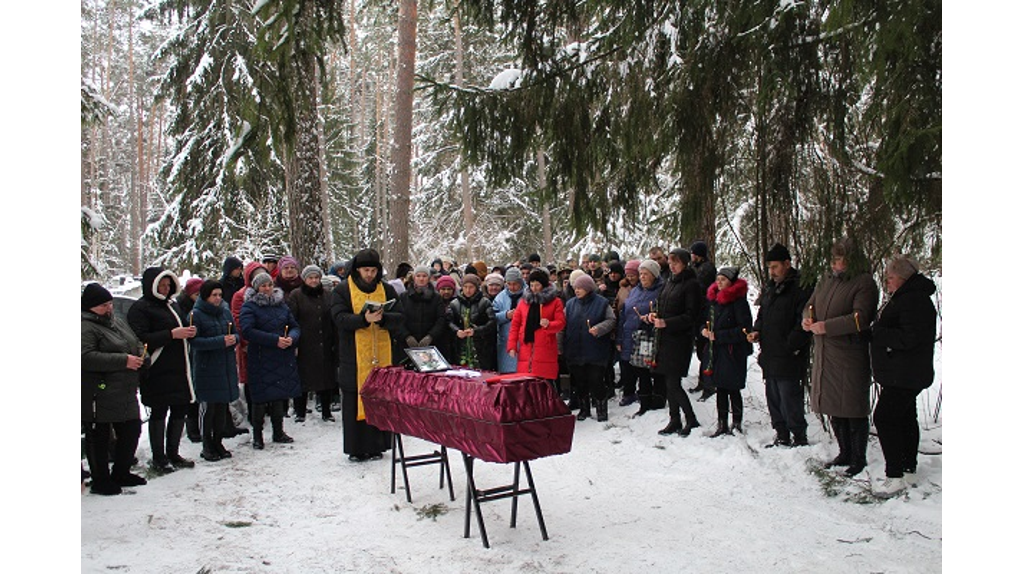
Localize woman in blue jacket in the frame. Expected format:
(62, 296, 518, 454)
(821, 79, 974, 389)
(189, 280, 239, 461)
(239, 272, 302, 449)
(492, 267, 526, 373)
(616, 260, 664, 416)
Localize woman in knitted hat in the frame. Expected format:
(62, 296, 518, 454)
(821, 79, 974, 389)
(447, 273, 498, 370)
(189, 280, 239, 461)
(493, 267, 526, 373)
(82, 283, 147, 494)
(616, 260, 666, 416)
(287, 265, 339, 423)
(275, 256, 304, 296)
(330, 248, 405, 462)
(176, 277, 204, 317)
(563, 273, 616, 421)
(700, 266, 753, 437)
(239, 272, 302, 449)
(396, 265, 449, 357)
(483, 273, 505, 301)
(507, 269, 565, 384)
(126, 267, 197, 474)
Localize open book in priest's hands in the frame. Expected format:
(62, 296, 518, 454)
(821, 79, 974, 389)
(359, 299, 396, 314)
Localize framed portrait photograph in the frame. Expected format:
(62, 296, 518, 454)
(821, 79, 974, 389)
(404, 346, 452, 373)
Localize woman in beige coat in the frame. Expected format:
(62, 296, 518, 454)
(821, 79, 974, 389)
(802, 238, 879, 477)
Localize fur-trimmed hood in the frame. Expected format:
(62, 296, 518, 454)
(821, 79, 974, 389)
(523, 284, 559, 306)
(243, 261, 268, 287)
(141, 267, 180, 302)
(707, 277, 748, 305)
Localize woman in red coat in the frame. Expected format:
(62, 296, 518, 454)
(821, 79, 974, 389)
(507, 269, 565, 383)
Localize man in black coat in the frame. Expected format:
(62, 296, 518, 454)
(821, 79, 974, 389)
(747, 244, 812, 447)
(651, 248, 703, 436)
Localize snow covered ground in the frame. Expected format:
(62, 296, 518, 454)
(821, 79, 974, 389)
(80, 355, 942, 573)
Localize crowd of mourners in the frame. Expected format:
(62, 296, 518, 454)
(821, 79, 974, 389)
(81, 237, 937, 499)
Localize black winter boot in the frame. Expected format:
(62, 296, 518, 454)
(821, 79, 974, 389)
(680, 415, 700, 437)
(166, 417, 195, 468)
(825, 418, 852, 468)
(85, 424, 121, 495)
(595, 398, 608, 422)
(731, 414, 743, 434)
(711, 418, 732, 437)
(844, 418, 870, 477)
(251, 403, 266, 449)
(148, 417, 175, 474)
(633, 394, 652, 418)
(271, 402, 294, 443)
(792, 430, 809, 447)
(577, 393, 591, 421)
(186, 403, 202, 443)
(658, 419, 683, 435)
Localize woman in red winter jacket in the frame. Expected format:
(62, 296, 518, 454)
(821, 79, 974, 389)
(507, 269, 565, 384)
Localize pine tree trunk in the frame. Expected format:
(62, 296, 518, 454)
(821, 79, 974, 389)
(387, 0, 417, 273)
(285, 38, 330, 267)
(453, 9, 474, 260)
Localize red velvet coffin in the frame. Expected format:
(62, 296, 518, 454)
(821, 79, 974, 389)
(360, 367, 575, 463)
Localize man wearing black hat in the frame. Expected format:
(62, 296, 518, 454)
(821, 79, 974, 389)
(746, 244, 813, 447)
(689, 240, 717, 400)
(82, 283, 148, 494)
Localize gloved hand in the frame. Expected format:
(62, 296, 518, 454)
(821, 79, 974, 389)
(405, 336, 418, 348)
(420, 335, 432, 347)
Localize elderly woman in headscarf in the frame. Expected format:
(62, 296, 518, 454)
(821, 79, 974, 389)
(331, 249, 405, 462)
(507, 269, 566, 385)
(802, 237, 879, 477)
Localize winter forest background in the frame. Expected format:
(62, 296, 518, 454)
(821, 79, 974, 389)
(79, 0, 941, 290)
(1, 0, 1010, 570)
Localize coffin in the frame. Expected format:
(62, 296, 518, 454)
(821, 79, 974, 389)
(360, 367, 575, 464)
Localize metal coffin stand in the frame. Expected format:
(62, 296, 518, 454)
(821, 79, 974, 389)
(361, 367, 574, 548)
(390, 433, 455, 503)
(461, 453, 548, 549)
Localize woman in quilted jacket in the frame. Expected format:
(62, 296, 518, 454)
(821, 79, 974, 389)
(239, 272, 302, 449)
